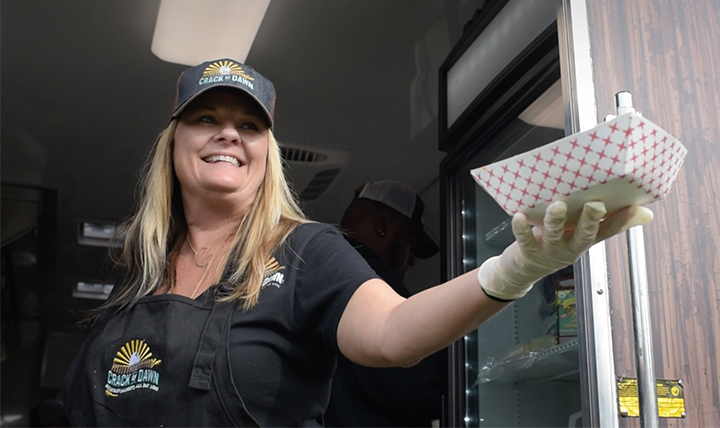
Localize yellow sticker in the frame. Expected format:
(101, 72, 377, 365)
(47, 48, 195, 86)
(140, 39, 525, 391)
(617, 378, 686, 418)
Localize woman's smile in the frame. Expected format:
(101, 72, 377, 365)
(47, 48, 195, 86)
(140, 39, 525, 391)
(203, 154, 242, 167)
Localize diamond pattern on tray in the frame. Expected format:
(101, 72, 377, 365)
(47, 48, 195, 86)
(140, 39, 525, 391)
(471, 113, 687, 217)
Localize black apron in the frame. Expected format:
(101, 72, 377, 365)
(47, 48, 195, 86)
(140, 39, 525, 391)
(64, 292, 259, 427)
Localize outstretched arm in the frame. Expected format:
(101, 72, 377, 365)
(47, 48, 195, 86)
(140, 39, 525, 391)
(337, 201, 653, 367)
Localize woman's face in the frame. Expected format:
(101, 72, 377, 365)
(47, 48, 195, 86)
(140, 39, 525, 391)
(173, 89, 269, 211)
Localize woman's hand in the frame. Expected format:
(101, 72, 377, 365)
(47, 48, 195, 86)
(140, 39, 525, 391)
(478, 201, 654, 301)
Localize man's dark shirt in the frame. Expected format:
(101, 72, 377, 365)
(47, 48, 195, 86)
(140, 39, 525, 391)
(324, 237, 443, 427)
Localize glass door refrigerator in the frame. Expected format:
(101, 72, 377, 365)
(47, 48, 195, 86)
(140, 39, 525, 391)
(438, 1, 610, 426)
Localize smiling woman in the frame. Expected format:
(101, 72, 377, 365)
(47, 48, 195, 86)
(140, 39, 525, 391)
(62, 58, 652, 427)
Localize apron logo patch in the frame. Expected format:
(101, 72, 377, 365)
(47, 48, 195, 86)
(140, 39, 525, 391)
(105, 339, 162, 397)
(261, 257, 285, 289)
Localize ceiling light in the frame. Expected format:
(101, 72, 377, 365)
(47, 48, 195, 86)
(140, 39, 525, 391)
(151, 0, 271, 66)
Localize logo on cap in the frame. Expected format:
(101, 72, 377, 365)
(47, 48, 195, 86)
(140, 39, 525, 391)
(199, 60, 255, 90)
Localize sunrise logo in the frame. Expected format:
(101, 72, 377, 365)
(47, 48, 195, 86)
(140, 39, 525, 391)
(105, 339, 162, 397)
(199, 60, 255, 91)
(261, 257, 285, 289)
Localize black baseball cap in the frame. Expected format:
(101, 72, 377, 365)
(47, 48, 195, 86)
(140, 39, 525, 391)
(356, 180, 440, 259)
(171, 58, 275, 127)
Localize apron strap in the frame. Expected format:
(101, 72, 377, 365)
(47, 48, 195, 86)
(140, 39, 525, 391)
(188, 299, 235, 390)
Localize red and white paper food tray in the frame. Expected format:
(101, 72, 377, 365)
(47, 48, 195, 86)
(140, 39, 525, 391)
(471, 112, 687, 227)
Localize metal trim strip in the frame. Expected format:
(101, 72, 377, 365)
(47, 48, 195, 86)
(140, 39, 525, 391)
(557, 0, 619, 426)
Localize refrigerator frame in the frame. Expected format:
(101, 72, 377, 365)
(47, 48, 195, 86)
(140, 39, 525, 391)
(439, 0, 621, 426)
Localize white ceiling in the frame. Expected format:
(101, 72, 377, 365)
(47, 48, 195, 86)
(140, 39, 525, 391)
(1, 0, 487, 299)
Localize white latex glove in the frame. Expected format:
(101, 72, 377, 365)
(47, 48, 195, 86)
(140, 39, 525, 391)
(478, 201, 654, 301)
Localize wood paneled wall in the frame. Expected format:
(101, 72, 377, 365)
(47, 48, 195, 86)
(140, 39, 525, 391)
(585, 0, 720, 426)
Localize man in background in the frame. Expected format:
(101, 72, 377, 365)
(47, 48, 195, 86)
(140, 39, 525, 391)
(325, 180, 443, 427)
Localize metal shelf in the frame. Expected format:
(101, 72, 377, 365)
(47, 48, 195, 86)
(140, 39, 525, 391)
(484, 217, 514, 246)
(476, 338, 579, 385)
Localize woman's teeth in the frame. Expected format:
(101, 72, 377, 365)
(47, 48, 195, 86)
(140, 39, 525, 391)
(203, 155, 240, 167)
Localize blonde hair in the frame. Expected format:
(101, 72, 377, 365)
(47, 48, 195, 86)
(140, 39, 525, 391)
(104, 119, 309, 312)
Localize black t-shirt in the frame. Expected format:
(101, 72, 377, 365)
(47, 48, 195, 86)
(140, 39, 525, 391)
(64, 223, 377, 427)
(227, 223, 379, 426)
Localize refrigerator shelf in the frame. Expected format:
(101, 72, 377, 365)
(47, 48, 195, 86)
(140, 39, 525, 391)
(484, 217, 514, 246)
(477, 338, 579, 384)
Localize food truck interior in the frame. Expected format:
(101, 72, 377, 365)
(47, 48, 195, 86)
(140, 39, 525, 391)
(1, 1, 489, 425)
(4, 0, 719, 427)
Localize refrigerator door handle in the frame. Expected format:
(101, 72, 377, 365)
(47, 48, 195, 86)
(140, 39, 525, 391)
(619, 91, 660, 428)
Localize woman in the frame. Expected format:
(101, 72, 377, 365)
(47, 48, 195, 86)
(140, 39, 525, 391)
(63, 58, 653, 427)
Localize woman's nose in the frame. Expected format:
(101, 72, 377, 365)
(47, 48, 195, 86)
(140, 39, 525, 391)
(215, 122, 241, 144)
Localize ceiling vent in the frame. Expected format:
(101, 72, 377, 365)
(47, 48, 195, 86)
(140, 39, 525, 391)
(279, 142, 348, 203)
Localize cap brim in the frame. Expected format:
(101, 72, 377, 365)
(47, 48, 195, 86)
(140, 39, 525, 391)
(412, 225, 440, 259)
(172, 84, 274, 128)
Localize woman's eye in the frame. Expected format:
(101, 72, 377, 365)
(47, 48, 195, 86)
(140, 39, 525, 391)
(198, 115, 217, 124)
(240, 122, 260, 132)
